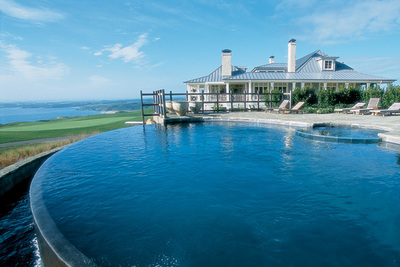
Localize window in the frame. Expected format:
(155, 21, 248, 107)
(274, 83, 287, 92)
(254, 83, 268, 93)
(324, 60, 333, 70)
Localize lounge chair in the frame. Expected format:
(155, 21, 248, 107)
(350, 98, 380, 115)
(264, 99, 289, 112)
(279, 101, 305, 114)
(334, 102, 365, 113)
(370, 102, 400, 116)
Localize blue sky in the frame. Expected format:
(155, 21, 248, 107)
(1, 0, 399, 101)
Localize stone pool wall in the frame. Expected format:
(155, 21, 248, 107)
(0, 147, 64, 197)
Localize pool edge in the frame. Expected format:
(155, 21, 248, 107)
(30, 151, 97, 267)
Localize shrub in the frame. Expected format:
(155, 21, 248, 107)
(292, 87, 317, 106)
(264, 88, 283, 107)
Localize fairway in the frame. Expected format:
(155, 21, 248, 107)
(0, 110, 146, 144)
(0, 117, 128, 131)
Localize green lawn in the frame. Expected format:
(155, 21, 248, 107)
(0, 110, 145, 144)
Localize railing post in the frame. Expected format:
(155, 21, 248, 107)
(140, 90, 145, 125)
(170, 91, 173, 102)
(230, 90, 233, 111)
(201, 89, 205, 113)
(269, 92, 272, 108)
(161, 89, 166, 118)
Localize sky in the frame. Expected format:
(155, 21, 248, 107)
(0, 0, 400, 101)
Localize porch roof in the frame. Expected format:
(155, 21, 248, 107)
(223, 70, 396, 83)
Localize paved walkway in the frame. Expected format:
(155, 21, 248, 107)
(205, 112, 400, 131)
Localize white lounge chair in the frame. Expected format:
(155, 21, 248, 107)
(279, 101, 305, 114)
(351, 98, 380, 115)
(334, 102, 365, 113)
(370, 102, 400, 116)
(264, 99, 290, 112)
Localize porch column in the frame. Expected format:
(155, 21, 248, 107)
(270, 82, 274, 92)
(292, 82, 296, 91)
(301, 82, 305, 89)
(205, 83, 209, 101)
(345, 83, 349, 89)
(324, 83, 327, 90)
(367, 83, 370, 89)
(248, 81, 252, 101)
(226, 83, 230, 103)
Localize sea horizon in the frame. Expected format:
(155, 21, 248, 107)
(0, 99, 147, 124)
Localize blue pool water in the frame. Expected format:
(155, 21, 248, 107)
(31, 123, 400, 266)
(296, 125, 382, 143)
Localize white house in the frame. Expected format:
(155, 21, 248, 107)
(184, 39, 396, 97)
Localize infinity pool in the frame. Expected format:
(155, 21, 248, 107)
(31, 122, 400, 266)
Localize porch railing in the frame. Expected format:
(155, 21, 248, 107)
(140, 89, 285, 121)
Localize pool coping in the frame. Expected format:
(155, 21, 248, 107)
(30, 150, 97, 267)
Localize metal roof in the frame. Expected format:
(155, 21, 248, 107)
(253, 50, 329, 72)
(184, 65, 246, 83)
(185, 49, 396, 84)
(223, 70, 395, 83)
(253, 63, 287, 70)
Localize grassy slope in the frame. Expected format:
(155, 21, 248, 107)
(0, 110, 144, 144)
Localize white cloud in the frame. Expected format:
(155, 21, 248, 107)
(0, 0, 64, 23)
(96, 33, 149, 63)
(346, 56, 400, 79)
(0, 43, 69, 80)
(278, 0, 400, 43)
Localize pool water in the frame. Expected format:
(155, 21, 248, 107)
(296, 125, 382, 143)
(31, 123, 400, 266)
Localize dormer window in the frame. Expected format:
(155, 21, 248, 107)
(317, 55, 338, 71)
(324, 60, 333, 70)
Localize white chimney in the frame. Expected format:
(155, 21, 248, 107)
(269, 56, 275, 64)
(221, 49, 232, 76)
(287, 39, 296, 73)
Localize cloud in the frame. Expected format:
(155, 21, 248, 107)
(96, 33, 149, 63)
(277, 0, 400, 43)
(0, 42, 69, 80)
(0, 0, 64, 22)
(346, 56, 400, 79)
